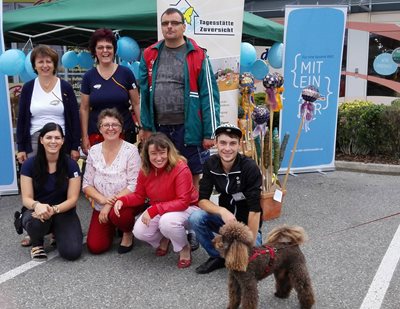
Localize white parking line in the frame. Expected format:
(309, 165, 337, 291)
(0, 250, 58, 285)
(360, 224, 400, 309)
(0, 237, 87, 285)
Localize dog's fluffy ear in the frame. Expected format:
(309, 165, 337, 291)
(225, 240, 249, 272)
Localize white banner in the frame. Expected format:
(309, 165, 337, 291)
(0, 1, 19, 195)
(157, 0, 245, 124)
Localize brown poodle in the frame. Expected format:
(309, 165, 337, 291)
(213, 221, 315, 309)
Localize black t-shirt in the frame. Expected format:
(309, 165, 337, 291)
(21, 156, 81, 205)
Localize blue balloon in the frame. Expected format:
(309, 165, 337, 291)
(240, 64, 252, 74)
(129, 61, 140, 80)
(120, 60, 129, 67)
(268, 42, 283, 69)
(19, 67, 36, 83)
(240, 42, 257, 67)
(61, 51, 79, 69)
(24, 51, 37, 79)
(117, 37, 140, 62)
(251, 59, 269, 80)
(373, 53, 398, 76)
(77, 51, 94, 69)
(0, 49, 25, 76)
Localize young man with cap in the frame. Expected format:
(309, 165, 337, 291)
(189, 123, 263, 274)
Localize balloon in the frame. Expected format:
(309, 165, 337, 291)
(240, 64, 251, 74)
(120, 60, 129, 67)
(117, 37, 140, 62)
(0, 49, 25, 76)
(251, 59, 269, 80)
(62, 51, 79, 69)
(268, 42, 283, 69)
(77, 51, 94, 69)
(129, 61, 140, 80)
(24, 51, 37, 79)
(240, 42, 257, 67)
(373, 53, 397, 76)
(19, 67, 36, 83)
(391, 47, 400, 65)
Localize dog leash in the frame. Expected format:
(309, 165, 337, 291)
(322, 211, 400, 237)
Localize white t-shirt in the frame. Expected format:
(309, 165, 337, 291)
(30, 78, 65, 135)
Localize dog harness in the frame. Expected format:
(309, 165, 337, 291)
(248, 245, 276, 274)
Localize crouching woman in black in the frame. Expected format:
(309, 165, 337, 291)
(20, 122, 83, 261)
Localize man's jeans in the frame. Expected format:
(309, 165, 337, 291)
(188, 209, 262, 258)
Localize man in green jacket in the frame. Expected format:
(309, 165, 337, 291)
(139, 7, 220, 189)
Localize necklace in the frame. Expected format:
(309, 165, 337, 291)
(97, 63, 117, 80)
(39, 77, 57, 92)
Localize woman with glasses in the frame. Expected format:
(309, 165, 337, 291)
(16, 44, 81, 247)
(82, 108, 142, 254)
(80, 28, 142, 155)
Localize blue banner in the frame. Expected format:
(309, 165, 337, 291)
(280, 6, 347, 172)
(0, 1, 18, 195)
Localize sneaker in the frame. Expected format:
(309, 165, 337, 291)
(195, 257, 225, 274)
(187, 230, 199, 252)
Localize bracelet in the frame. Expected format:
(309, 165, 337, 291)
(31, 201, 39, 211)
(52, 205, 60, 214)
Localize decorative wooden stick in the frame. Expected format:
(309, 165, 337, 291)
(268, 109, 274, 192)
(282, 113, 305, 189)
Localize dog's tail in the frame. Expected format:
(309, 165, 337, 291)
(266, 225, 307, 245)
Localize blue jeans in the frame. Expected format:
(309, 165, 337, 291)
(188, 210, 262, 258)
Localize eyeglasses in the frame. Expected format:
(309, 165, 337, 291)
(96, 45, 114, 51)
(161, 21, 184, 27)
(100, 123, 121, 129)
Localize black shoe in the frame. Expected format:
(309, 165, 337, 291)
(14, 211, 23, 235)
(187, 230, 199, 252)
(195, 257, 225, 274)
(118, 243, 133, 254)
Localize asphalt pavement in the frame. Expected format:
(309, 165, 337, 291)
(1, 167, 400, 308)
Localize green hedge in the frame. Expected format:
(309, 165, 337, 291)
(337, 100, 400, 158)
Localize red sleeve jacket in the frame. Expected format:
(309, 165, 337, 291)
(117, 161, 198, 218)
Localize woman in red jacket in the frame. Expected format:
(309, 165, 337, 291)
(114, 133, 198, 268)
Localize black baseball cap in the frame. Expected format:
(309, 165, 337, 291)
(214, 123, 242, 139)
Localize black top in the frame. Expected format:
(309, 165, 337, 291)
(199, 153, 262, 226)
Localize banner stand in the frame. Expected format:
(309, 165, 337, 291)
(0, 0, 19, 196)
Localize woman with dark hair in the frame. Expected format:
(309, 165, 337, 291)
(114, 132, 199, 268)
(80, 28, 142, 154)
(20, 122, 83, 261)
(16, 45, 81, 163)
(83, 108, 142, 254)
